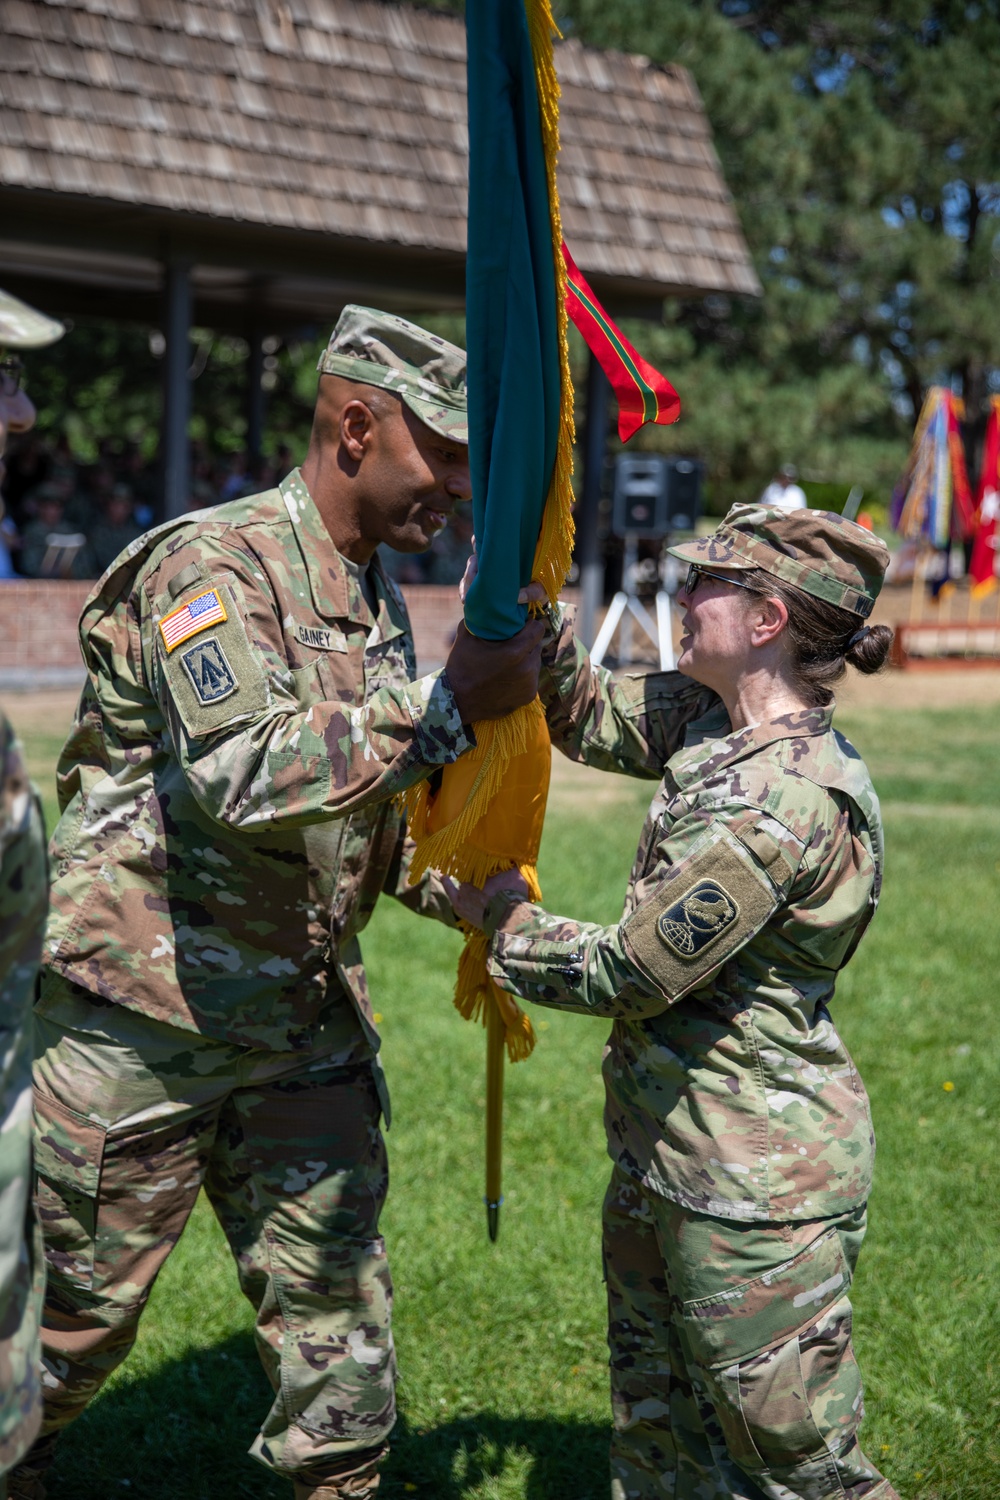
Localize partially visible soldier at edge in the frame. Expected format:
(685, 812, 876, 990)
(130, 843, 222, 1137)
(0, 289, 65, 1500)
(11, 307, 544, 1500)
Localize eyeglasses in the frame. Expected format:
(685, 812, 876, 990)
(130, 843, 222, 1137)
(683, 563, 759, 597)
(0, 357, 24, 398)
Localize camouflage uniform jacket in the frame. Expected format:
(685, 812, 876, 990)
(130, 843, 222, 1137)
(487, 616, 883, 1223)
(0, 709, 48, 1467)
(43, 470, 469, 1067)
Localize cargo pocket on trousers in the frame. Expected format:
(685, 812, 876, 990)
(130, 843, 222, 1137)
(680, 1227, 864, 1487)
(33, 1090, 107, 1295)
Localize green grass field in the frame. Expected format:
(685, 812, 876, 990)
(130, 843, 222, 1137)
(12, 692, 1000, 1500)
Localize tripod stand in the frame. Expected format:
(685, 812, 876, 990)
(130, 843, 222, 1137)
(590, 536, 677, 670)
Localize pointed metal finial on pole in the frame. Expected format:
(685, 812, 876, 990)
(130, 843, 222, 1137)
(485, 1195, 503, 1242)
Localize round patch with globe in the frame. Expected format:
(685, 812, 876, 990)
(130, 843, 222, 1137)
(657, 880, 739, 957)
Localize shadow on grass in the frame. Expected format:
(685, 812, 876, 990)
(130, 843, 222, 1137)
(44, 1331, 609, 1500)
(381, 1411, 609, 1500)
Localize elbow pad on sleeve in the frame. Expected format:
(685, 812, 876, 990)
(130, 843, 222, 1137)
(620, 818, 791, 1002)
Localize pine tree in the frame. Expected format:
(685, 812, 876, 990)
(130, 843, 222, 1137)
(560, 0, 1000, 509)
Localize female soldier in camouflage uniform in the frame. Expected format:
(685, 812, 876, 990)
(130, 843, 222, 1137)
(453, 505, 901, 1500)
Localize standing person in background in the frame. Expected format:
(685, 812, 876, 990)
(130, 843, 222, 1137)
(14, 306, 543, 1500)
(0, 288, 64, 1498)
(88, 484, 142, 578)
(451, 506, 899, 1500)
(760, 462, 808, 513)
(274, 441, 295, 483)
(116, 443, 156, 528)
(218, 449, 250, 501)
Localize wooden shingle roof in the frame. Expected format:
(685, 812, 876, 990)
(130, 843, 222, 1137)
(0, 0, 760, 310)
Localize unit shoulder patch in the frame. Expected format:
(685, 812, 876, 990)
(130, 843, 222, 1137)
(656, 878, 739, 958)
(180, 637, 238, 704)
(154, 571, 269, 740)
(159, 588, 227, 653)
(621, 820, 782, 1003)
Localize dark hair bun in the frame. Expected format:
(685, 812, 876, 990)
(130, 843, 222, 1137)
(846, 623, 893, 675)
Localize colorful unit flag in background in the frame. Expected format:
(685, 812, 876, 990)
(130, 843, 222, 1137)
(970, 395, 1000, 595)
(563, 242, 681, 441)
(891, 386, 975, 547)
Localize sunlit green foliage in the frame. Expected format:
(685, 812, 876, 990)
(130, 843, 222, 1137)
(559, 1, 1000, 508)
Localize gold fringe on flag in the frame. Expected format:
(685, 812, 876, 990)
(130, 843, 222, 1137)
(403, 694, 550, 1060)
(525, 0, 576, 607)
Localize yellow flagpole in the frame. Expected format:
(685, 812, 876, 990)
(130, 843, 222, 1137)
(485, 995, 506, 1240)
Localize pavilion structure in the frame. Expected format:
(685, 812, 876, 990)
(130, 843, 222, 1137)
(0, 0, 759, 631)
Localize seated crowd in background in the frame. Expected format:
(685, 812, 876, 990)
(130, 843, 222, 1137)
(0, 433, 473, 586)
(0, 433, 296, 580)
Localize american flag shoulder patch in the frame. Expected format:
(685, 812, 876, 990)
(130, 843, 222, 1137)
(159, 588, 228, 653)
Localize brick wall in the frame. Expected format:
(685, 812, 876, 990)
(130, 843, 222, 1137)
(0, 581, 582, 688)
(400, 585, 462, 671)
(398, 586, 582, 669)
(0, 581, 91, 689)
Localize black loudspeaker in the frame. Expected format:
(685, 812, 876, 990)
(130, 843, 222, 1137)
(611, 455, 669, 536)
(664, 456, 704, 533)
(611, 455, 703, 537)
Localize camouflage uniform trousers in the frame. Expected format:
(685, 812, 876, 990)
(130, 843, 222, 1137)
(0, 1212, 44, 1488)
(604, 1169, 899, 1500)
(31, 981, 395, 1482)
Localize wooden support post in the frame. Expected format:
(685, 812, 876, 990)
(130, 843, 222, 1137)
(577, 351, 611, 650)
(162, 258, 192, 521)
(909, 545, 927, 625)
(247, 327, 266, 462)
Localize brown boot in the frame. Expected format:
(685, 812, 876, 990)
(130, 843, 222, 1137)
(292, 1479, 379, 1500)
(6, 1433, 59, 1500)
(291, 1442, 387, 1500)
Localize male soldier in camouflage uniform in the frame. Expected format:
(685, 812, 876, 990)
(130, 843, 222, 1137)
(457, 506, 900, 1499)
(15, 307, 544, 1500)
(0, 289, 64, 1498)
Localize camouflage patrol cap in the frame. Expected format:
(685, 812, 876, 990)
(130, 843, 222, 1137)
(317, 304, 467, 443)
(0, 288, 64, 349)
(668, 502, 889, 618)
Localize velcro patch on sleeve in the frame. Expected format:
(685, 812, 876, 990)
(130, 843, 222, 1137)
(156, 575, 269, 739)
(159, 588, 228, 652)
(166, 561, 208, 600)
(732, 818, 802, 888)
(621, 821, 781, 1002)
